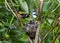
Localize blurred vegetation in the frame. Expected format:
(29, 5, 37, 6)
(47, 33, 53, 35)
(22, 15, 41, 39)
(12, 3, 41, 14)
(0, 0, 60, 43)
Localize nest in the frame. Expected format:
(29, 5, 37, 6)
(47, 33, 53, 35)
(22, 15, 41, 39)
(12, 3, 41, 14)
(23, 19, 38, 40)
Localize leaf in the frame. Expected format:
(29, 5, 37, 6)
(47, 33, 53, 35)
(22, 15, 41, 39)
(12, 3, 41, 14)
(54, 26, 58, 33)
(47, 19, 53, 25)
(0, 41, 2, 43)
(0, 22, 2, 26)
(57, 0, 60, 4)
(26, 0, 36, 15)
(43, 1, 52, 11)
(0, 0, 4, 2)
(18, 0, 28, 13)
(21, 32, 27, 41)
(2, 41, 11, 43)
(0, 29, 5, 32)
(5, 33, 9, 39)
(55, 38, 59, 43)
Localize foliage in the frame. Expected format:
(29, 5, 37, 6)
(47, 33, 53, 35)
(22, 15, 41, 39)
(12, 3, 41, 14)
(0, 0, 60, 43)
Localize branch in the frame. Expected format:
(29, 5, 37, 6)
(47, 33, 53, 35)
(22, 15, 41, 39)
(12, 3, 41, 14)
(37, 0, 41, 21)
(38, 0, 45, 21)
(34, 0, 45, 43)
(40, 0, 45, 13)
(52, 30, 60, 43)
(34, 0, 40, 43)
(10, 0, 20, 18)
(34, 21, 40, 43)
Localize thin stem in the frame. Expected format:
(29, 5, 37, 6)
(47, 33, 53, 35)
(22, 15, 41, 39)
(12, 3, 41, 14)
(5, 1, 11, 11)
(52, 4, 60, 12)
(10, 15, 14, 25)
(40, 0, 45, 13)
(28, 37, 33, 43)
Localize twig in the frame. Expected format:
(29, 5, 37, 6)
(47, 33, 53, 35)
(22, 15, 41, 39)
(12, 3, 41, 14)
(52, 30, 60, 43)
(40, 0, 45, 13)
(38, 0, 41, 21)
(28, 37, 33, 43)
(5, 0, 18, 12)
(39, 37, 41, 43)
(10, 0, 19, 17)
(41, 38, 44, 43)
(5, 1, 11, 11)
(10, 0, 23, 27)
(10, 15, 14, 25)
(5, 0, 16, 17)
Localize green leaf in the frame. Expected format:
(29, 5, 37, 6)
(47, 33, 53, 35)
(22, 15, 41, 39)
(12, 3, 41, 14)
(18, 0, 28, 13)
(47, 19, 53, 25)
(55, 38, 59, 43)
(0, 0, 4, 2)
(43, 1, 52, 11)
(5, 33, 9, 39)
(2, 41, 11, 43)
(57, 0, 60, 4)
(21, 32, 27, 41)
(0, 41, 2, 43)
(0, 22, 2, 26)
